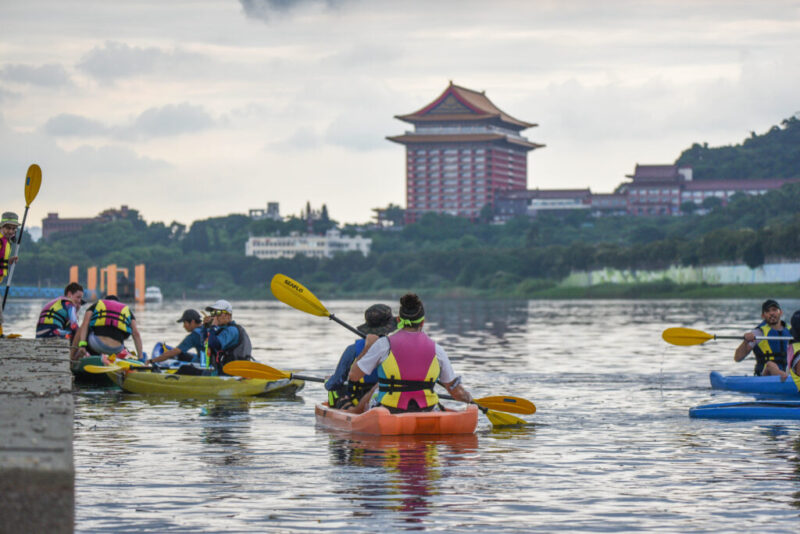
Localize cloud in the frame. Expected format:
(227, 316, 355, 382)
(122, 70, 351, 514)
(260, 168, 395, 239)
(120, 103, 215, 139)
(42, 103, 216, 140)
(76, 41, 206, 82)
(239, 0, 349, 21)
(44, 113, 108, 137)
(0, 63, 71, 87)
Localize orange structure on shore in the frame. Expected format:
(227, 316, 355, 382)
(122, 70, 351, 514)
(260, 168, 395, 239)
(69, 264, 146, 303)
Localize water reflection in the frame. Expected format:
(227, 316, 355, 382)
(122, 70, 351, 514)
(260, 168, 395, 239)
(199, 399, 253, 468)
(324, 430, 479, 525)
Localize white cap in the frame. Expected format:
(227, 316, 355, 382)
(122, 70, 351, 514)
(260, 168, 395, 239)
(205, 299, 233, 314)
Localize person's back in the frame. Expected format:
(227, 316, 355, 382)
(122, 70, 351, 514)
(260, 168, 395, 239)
(326, 303, 395, 409)
(36, 283, 84, 339)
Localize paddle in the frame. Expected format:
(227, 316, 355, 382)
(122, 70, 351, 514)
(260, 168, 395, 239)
(662, 327, 793, 347)
(2, 164, 42, 311)
(223, 361, 534, 421)
(84, 364, 124, 374)
(270, 274, 366, 338)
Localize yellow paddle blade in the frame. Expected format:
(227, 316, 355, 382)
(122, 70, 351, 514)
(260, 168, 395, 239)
(24, 164, 42, 206)
(475, 395, 536, 415)
(485, 409, 526, 427)
(115, 359, 145, 369)
(84, 364, 123, 374)
(223, 361, 291, 380)
(662, 327, 715, 346)
(7, 333, 22, 339)
(270, 274, 330, 317)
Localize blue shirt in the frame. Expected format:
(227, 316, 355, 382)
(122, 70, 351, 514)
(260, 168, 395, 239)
(176, 327, 205, 362)
(325, 338, 378, 391)
(206, 321, 240, 352)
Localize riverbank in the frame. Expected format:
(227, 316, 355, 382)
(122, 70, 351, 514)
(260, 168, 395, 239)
(0, 337, 74, 534)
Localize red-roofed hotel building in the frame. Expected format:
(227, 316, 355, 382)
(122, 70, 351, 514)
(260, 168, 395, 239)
(388, 82, 544, 223)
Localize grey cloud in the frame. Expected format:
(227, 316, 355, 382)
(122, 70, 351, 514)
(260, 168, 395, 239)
(120, 103, 215, 139)
(44, 113, 108, 137)
(76, 41, 205, 82)
(43, 103, 216, 140)
(268, 125, 323, 151)
(239, 0, 349, 21)
(0, 63, 71, 87)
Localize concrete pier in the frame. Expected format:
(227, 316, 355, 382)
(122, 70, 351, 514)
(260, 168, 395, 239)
(0, 338, 74, 534)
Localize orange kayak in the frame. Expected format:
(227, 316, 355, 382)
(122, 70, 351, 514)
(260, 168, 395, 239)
(315, 403, 479, 436)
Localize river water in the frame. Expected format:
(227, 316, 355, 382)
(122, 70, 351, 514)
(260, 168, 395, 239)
(4, 297, 800, 532)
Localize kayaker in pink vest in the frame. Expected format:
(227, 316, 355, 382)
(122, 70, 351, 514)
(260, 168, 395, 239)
(348, 293, 473, 413)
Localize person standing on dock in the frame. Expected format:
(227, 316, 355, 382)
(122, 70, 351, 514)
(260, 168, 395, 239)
(71, 295, 143, 360)
(0, 212, 21, 338)
(35, 282, 85, 339)
(348, 293, 473, 413)
(734, 299, 791, 378)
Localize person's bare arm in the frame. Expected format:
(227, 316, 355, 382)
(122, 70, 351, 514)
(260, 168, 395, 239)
(131, 320, 143, 358)
(734, 332, 755, 362)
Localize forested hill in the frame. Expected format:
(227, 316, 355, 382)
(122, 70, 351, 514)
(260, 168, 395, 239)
(675, 115, 800, 180)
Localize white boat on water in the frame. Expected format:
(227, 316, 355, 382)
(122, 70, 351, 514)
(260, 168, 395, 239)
(144, 286, 163, 303)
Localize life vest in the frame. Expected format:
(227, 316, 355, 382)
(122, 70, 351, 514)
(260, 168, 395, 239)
(376, 330, 440, 411)
(788, 341, 800, 375)
(0, 235, 11, 280)
(327, 338, 379, 408)
(37, 297, 77, 333)
(89, 299, 133, 335)
(752, 321, 790, 375)
(211, 323, 252, 374)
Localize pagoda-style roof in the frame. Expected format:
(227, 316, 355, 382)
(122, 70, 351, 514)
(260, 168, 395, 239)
(386, 132, 544, 150)
(395, 82, 536, 129)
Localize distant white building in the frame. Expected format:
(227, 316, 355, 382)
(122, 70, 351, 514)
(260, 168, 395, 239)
(245, 229, 372, 259)
(249, 202, 281, 220)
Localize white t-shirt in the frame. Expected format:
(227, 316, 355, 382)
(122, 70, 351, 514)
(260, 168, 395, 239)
(356, 335, 457, 385)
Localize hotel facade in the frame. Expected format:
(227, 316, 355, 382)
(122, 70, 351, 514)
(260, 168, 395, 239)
(388, 82, 543, 223)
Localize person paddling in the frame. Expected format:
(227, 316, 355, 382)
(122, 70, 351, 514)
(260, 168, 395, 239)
(0, 212, 21, 337)
(784, 310, 800, 381)
(734, 299, 791, 378)
(325, 303, 396, 410)
(36, 282, 85, 339)
(71, 295, 143, 361)
(203, 299, 253, 375)
(145, 309, 205, 366)
(347, 293, 473, 413)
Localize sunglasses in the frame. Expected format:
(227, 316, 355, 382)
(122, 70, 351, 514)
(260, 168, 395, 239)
(209, 310, 230, 316)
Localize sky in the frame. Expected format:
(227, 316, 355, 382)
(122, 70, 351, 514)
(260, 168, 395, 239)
(1, 0, 799, 227)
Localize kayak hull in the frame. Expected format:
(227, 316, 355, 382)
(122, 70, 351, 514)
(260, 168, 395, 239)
(709, 371, 800, 396)
(71, 355, 118, 387)
(689, 400, 800, 420)
(315, 403, 479, 436)
(111, 371, 304, 398)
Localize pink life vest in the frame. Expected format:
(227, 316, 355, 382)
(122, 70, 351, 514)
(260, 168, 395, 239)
(376, 330, 440, 410)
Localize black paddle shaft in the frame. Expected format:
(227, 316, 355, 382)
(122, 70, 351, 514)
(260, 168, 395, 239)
(329, 314, 366, 338)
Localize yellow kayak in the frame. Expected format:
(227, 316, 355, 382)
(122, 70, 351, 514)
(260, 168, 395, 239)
(110, 370, 304, 398)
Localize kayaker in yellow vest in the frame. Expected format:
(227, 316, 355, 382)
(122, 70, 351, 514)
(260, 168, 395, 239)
(347, 293, 473, 413)
(785, 310, 800, 380)
(35, 282, 85, 339)
(0, 212, 21, 337)
(734, 299, 792, 378)
(325, 303, 396, 410)
(71, 295, 143, 360)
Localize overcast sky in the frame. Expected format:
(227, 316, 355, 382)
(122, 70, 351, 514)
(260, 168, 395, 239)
(1, 0, 798, 227)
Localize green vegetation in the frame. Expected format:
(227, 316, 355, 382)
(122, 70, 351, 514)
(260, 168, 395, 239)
(14, 115, 800, 300)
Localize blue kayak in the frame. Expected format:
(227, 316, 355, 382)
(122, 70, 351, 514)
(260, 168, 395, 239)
(689, 400, 800, 419)
(709, 371, 800, 397)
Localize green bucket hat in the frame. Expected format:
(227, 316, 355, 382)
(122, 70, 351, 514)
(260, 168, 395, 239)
(1, 212, 20, 227)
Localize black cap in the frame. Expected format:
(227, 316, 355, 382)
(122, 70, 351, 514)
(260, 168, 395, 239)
(176, 309, 202, 323)
(357, 304, 396, 336)
(762, 299, 781, 313)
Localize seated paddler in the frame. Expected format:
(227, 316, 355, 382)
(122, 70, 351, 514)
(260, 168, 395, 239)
(325, 303, 396, 410)
(734, 299, 791, 378)
(204, 299, 253, 375)
(36, 282, 85, 340)
(347, 293, 473, 413)
(145, 309, 205, 366)
(70, 295, 143, 360)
